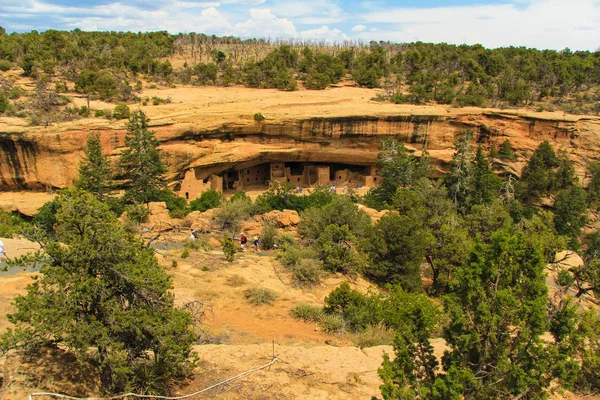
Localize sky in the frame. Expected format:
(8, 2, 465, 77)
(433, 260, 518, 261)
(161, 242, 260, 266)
(1, 0, 599, 51)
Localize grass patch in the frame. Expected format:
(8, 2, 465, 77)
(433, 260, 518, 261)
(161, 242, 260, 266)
(352, 323, 395, 348)
(225, 274, 248, 287)
(243, 287, 277, 306)
(318, 313, 347, 335)
(290, 303, 324, 322)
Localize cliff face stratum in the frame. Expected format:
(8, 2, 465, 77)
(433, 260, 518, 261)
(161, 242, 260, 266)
(0, 86, 598, 191)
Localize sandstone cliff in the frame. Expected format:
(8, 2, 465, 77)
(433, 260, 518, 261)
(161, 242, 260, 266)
(0, 86, 598, 191)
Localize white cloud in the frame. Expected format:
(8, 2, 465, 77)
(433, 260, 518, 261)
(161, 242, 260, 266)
(270, 0, 345, 24)
(235, 8, 298, 38)
(351, 24, 366, 32)
(300, 25, 349, 42)
(358, 0, 600, 50)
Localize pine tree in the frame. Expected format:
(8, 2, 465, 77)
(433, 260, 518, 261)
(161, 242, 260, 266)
(554, 150, 577, 191)
(74, 132, 113, 201)
(119, 110, 167, 204)
(379, 228, 580, 399)
(1, 189, 196, 394)
(471, 145, 502, 206)
(444, 130, 473, 214)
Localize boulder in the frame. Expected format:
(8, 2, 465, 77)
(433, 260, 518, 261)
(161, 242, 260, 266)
(262, 209, 301, 228)
(185, 208, 219, 232)
(143, 202, 174, 231)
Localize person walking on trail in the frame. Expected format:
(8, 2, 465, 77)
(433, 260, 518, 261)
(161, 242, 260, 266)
(0, 239, 7, 262)
(253, 236, 261, 253)
(240, 233, 248, 252)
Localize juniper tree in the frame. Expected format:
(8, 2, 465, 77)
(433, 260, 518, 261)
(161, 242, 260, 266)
(119, 110, 167, 204)
(444, 130, 473, 214)
(1, 189, 196, 394)
(74, 132, 113, 201)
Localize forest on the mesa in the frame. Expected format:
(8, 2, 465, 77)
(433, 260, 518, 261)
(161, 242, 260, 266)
(1, 108, 599, 398)
(2, 28, 600, 125)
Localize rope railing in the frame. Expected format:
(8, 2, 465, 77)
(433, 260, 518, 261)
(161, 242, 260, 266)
(29, 356, 278, 400)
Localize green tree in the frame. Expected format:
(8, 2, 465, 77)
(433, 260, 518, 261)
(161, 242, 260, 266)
(471, 145, 502, 206)
(367, 139, 431, 209)
(74, 132, 113, 201)
(444, 131, 474, 213)
(380, 228, 579, 399)
(586, 161, 600, 208)
(555, 150, 577, 191)
(223, 235, 236, 262)
(519, 141, 558, 201)
(498, 139, 516, 161)
(188, 190, 223, 212)
(1, 189, 196, 394)
(554, 185, 588, 239)
(119, 110, 167, 204)
(362, 213, 431, 292)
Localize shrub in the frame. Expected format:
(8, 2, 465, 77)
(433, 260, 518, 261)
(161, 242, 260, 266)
(113, 104, 131, 120)
(291, 303, 324, 322)
(254, 112, 265, 122)
(277, 245, 319, 269)
(0, 59, 10, 72)
(299, 195, 371, 240)
(260, 222, 278, 250)
(318, 314, 347, 335)
(244, 287, 277, 306)
(225, 274, 248, 287)
(124, 203, 150, 223)
(213, 197, 252, 234)
(0, 209, 30, 238)
(292, 258, 324, 286)
(94, 109, 105, 117)
(189, 190, 223, 212)
(181, 248, 190, 259)
(353, 323, 395, 348)
(223, 236, 236, 262)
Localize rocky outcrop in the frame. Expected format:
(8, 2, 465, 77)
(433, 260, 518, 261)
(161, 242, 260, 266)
(0, 90, 598, 191)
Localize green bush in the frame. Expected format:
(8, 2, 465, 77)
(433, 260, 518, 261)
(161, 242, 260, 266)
(0, 59, 11, 72)
(225, 274, 248, 287)
(244, 287, 276, 306)
(299, 195, 371, 240)
(213, 197, 253, 234)
(291, 303, 324, 322)
(181, 248, 190, 258)
(113, 104, 131, 120)
(260, 222, 278, 250)
(94, 109, 105, 117)
(0, 209, 30, 238)
(353, 323, 395, 348)
(292, 258, 324, 286)
(318, 313, 347, 335)
(188, 190, 223, 212)
(32, 199, 59, 238)
(254, 112, 265, 122)
(124, 203, 150, 223)
(78, 106, 89, 117)
(223, 236, 236, 262)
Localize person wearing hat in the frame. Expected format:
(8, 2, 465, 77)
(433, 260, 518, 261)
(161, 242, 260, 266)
(252, 236, 261, 253)
(240, 233, 247, 252)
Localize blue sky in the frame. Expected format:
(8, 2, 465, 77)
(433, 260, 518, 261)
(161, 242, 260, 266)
(1, 0, 599, 50)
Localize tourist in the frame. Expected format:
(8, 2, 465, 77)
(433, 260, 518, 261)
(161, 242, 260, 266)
(0, 239, 6, 261)
(189, 229, 196, 240)
(253, 236, 261, 253)
(240, 233, 247, 252)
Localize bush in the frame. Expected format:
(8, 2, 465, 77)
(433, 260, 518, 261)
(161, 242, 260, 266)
(254, 112, 265, 122)
(189, 190, 223, 212)
(291, 303, 324, 322)
(277, 245, 319, 269)
(292, 258, 324, 286)
(225, 274, 248, 287)
(318, 313, 347, 335)
(213, 197, 253, 234)
(113, 104, 131, 120)
(124, 203, 150, 224)
(78, 106, 89, 117)
(0, 59, 10, 72)
(244, 287, 277, 306)
(353, 323, 395, 348)
(223, 236, 236, 262)
(94, 109, 105, 117)
(260, 222, 278, 250)
(0, 209, 30, 238)
(181, 248, 190, 259)
(299, 195, 371, 240)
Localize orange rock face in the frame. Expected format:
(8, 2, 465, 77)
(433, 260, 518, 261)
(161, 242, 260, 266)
(0, 86, 598, 191)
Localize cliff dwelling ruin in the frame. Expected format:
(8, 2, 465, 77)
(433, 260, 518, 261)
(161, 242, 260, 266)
(178, 161, 381, 199)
